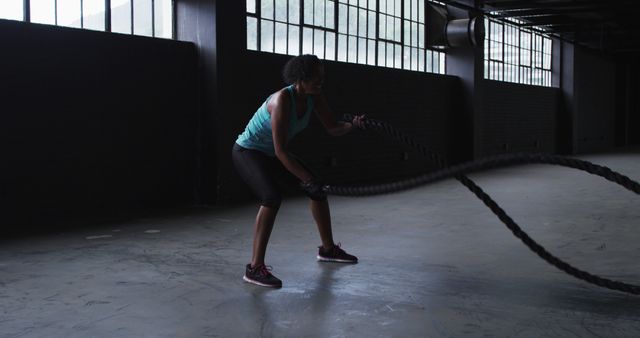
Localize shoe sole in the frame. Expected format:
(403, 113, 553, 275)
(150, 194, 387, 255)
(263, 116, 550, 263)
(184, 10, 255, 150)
(243, 275, 282, 288)
(317, 255, 358, 263)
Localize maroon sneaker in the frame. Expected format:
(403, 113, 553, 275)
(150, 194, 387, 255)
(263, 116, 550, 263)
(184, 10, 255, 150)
(243, 264, 282, 288)
(317, 243, 358, 263)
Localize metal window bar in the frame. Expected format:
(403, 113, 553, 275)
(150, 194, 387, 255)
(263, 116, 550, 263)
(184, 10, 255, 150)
(357, 4, 361, 63)
(106, 0, 111, 32)
(323, 1, 327, 58)
(308, 1, 314, 54)
(333, 0, 338, 59)
(79, 0, 85, 29)
(287, 0, 290, 54)
(271, 1, 275, 53)
(130, 0, 134, 34)
(400, 0, 404, 69)
(347, 2, 352, 62)
(255, 1, 262, 50)
(23, 0, 30, 22)
(151, 0, 155, 37)
(171, 0, 176, 38)
(375, 0, 379, 66)
(298, 1, 303, 54)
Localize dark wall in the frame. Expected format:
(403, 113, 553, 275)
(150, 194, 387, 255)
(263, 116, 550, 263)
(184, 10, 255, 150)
(557, 40, 575, 154)
(557, 41, 618, 154)
(0, 20, 198, 234)
(216, 51, 460, 203)
(478, 80, 559, 156)
(572, 47, 616, 153)
(630, 61, 640, 145)
(615, 55, 640, 146)
(175, 0, 218, 204)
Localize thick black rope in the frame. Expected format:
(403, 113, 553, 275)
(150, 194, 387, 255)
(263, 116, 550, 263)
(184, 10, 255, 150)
(324, 116, 640, 295)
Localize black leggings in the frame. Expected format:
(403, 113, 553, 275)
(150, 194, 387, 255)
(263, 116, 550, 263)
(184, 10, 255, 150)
(232, 143, 325, 208)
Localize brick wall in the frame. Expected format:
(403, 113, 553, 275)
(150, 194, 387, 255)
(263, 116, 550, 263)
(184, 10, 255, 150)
(478, 80, 560, 157)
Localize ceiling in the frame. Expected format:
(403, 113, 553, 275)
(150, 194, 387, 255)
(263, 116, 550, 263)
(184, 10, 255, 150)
(445, 0, 640, 54)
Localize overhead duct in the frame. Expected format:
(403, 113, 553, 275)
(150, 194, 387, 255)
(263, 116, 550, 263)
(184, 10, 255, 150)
(425, 3, 484, 49)
(446, 17, 484, 48)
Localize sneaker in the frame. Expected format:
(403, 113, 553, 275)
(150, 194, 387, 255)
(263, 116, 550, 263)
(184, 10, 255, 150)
(243, 264, 282, 288)
(317, 243, 358, 263)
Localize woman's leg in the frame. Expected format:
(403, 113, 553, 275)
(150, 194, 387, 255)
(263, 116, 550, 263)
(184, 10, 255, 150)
(251, 205, 279, 267)
(231, 144, 282, 267)
(310, 199, 335, 250)
(311, 198, 358, 263)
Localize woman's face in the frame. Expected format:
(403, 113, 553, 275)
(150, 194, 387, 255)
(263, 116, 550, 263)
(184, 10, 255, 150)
(300, 65, 325, 95)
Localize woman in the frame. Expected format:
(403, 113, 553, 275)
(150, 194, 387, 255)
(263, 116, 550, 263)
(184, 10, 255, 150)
(232, 54, 365, 288)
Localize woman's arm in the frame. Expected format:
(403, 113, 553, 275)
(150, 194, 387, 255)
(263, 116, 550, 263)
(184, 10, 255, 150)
(270, 90, 315, 182)
(314, 94, 365, 136)
(314, 94, 353, 136)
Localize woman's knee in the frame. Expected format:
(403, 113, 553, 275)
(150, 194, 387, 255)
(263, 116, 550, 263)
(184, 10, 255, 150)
(308, 194, 327, 202)
(260, 194, 282, 209)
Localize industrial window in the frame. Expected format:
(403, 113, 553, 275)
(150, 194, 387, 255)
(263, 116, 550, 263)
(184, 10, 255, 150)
(484, 18, 552, 87)
(0, 0, 173, 39)
(247, 0, 446, 74)
(337, 0, 374, 64)
(0, 0, 23, 21)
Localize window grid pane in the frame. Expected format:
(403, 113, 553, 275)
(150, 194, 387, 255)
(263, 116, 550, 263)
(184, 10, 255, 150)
(484, 18, 552, 87)
(57, 0, 82, 28)
(155, 0, 173, 38)
(247, 0, 444, 75)
(84, 0, 106, 31)
(400, 0, 436, 72)
(14, 0, 172, 38)
(0, 0, 23, 21)
(111, 0, 132, 34)
(133, 0, 153, 37)
(247, 17, 259, 50)
(247, 0, 257, 13)
(31, 0, 56, 24)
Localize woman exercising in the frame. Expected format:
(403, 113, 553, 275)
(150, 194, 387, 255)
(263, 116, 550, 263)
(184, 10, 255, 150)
(232, 54, 365, 288)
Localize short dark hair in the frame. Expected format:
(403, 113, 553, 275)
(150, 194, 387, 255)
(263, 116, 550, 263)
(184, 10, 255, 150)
(282, 54, 322, 84)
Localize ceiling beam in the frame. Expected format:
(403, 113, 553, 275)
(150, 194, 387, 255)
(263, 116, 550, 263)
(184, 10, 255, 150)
(514, 16, 577, 27)
(479, 0, 640, 53)
(483, 0, 615, 11)
(490, 6, 616, 19)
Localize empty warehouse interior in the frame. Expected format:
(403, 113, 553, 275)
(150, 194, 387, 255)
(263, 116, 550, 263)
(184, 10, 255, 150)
(1, 0, 640, 337)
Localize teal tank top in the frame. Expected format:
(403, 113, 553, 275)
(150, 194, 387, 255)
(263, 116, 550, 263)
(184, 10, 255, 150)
(236, 85, 313, 156)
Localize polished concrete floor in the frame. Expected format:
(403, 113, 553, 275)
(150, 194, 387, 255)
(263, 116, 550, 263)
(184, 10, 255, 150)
(2, 150, 640, 337)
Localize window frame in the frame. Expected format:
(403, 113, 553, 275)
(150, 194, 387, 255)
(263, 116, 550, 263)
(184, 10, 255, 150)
(247, 0, 446, 75)
(484, 17, 552, 87)
(9, 0, 175, 38)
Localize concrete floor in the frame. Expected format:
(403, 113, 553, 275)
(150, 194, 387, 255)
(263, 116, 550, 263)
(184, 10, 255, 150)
(2, 150, 640, 337)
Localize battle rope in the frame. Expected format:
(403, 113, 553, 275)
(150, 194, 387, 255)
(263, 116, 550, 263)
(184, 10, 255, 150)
(324, 115, 640, 295)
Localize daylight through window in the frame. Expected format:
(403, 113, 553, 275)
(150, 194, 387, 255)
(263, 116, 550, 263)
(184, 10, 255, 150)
(247, 0, 446, 74)
(0, 0, 173, 39)
(484, 17, 552, 87)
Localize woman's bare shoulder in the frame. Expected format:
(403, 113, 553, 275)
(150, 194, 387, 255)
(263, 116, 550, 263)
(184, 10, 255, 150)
(267, 87, 292, 114)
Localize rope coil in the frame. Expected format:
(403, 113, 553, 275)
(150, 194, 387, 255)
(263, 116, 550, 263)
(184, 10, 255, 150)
(325, 115, 640, 295)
